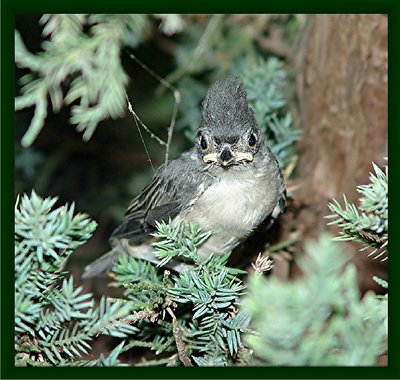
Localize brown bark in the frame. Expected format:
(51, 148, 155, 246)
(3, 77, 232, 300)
(290, 14, 388, 288)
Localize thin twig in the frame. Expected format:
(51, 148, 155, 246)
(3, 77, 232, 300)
(127, 52, 178, 95)
(165, 90, 180, 163)
(188, 14, 223, 71)
(127, 52, 181, 163)
(166, 307, 193, 367)
(125, 95, 157, 172)
(164, 14, 224, 85)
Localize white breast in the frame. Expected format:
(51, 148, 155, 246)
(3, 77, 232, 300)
(194, 176, 263, 228)
(178, 167, 277, 256)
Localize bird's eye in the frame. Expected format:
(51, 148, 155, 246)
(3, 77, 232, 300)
(248, 133, 257, 147)
(200, 135, 208, 150)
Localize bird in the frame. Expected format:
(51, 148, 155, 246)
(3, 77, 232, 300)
(82, 76, 286, 278)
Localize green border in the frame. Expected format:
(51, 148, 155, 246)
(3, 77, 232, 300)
(2, 1, 399, 379)
(0, 0, 396, 13)
(1, 0, 16, 379)
(387, 3, 399, 379)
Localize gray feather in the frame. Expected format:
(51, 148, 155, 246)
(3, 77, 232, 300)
(83, 77, 286, 278)
(201, 76, 257, 136)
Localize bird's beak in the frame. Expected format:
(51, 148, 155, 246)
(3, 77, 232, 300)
(203, 151, 234, 166)
(203, 150, 253, 166)
(218, 147, 234, 166)
(203, 153, 219, 164)
(233, 152, 253, 162)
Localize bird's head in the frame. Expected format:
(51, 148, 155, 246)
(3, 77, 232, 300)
(196, 77, 262, 168)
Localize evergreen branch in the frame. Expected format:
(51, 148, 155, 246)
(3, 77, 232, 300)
(73, 341, 128, 367)
(151, 221, 212, 266)
(326, 162, 388, 261)
(373, 276, 388, 289)
(244, 234, 387, 366)
(84, 297, 139, 338)
(121, 336, 176, 354)
(108, 220, 248, 366)
(15, 191, 138, 366)
(15, 15, 150, 146)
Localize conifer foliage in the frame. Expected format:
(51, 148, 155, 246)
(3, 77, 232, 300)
(15, 191, 138, 366)
(108, 221, 249, 366)
(15, 14, 183, 147)
(327, 162, 388, 261)
(244, 235, 387, 366)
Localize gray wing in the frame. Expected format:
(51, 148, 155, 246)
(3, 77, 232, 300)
(266, 153, 287, 228)
(110, 149, 213, 245)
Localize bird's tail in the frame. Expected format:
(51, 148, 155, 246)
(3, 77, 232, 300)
(82, 248, 120, 279)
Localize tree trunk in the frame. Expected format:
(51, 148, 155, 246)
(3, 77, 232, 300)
(291, 14, 387, 289)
